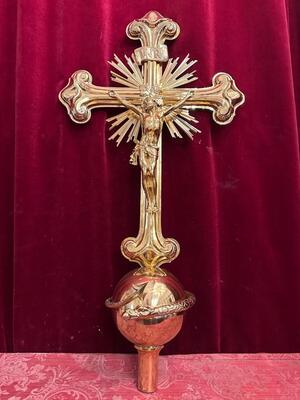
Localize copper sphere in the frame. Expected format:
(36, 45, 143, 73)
(105, 268, 195, 392)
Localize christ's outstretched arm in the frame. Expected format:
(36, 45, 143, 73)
(163, 91, 194, 116)
(109, 90, 143, 116)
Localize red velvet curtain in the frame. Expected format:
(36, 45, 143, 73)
(1, 0, 300, 354)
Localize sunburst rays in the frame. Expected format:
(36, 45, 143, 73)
(160, 54, 198, 90)
(107, 110, 140, 146)
(164, 109, 200, 140)
(107, 54, 200, 145)
(108, 54, 144, 88)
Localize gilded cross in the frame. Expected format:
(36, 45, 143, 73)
(59, 11, 245, 276)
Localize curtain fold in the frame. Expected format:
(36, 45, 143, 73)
(0, 0, 299, 353)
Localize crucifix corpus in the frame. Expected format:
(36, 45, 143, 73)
(59, 11, 245, 393)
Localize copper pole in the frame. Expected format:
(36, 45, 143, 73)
(135, 345, 163, 393)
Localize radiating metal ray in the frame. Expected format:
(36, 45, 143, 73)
(165, 119, 183, 138)
(109, 54, 143, 87)
(161, 55, 198, 90)
(127, 119, 140, 142)
(107, 110, 132, 129)
(125, 55, 144, 83)
(109, 118, 135, 146)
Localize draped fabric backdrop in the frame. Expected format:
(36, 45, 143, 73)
(0, 0, 300, 354)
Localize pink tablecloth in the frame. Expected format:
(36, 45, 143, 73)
(1, 353, 300, 399)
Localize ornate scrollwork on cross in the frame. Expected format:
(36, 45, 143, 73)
(59, 11, 244, 275)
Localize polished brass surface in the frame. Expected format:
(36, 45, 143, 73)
(59, 10, 244, 393)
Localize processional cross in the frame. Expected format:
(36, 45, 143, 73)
(59, 11, 244, 393)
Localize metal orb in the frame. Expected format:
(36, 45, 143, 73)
(106, 268, 195, 392)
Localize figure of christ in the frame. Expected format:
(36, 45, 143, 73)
(109, 90, 194, 212)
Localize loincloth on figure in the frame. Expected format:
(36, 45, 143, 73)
(130, 141, 158, 169)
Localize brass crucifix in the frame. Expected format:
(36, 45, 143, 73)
(59, 11, 245, 393)
(59, 10, 244, 276)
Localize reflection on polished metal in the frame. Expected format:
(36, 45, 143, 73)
(59, 10, 245, 393)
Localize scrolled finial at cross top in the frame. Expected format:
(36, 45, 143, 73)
(126, 11, 180, 63)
